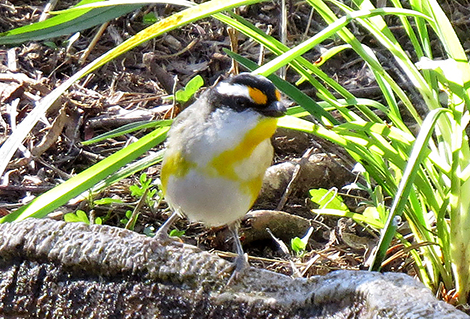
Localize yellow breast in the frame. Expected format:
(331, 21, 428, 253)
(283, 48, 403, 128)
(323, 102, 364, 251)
(161, 117, 278, 200)
(209, 117, 278, 180)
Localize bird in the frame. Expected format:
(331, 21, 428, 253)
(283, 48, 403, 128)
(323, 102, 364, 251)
(157, 73, 286, 278)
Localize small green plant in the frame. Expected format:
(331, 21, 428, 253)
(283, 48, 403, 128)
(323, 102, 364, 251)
(290, 227, 313, 256)
(169, 228, 185, 237)
(174, 75, 204, 104)
(64, 210, 102, 225)
(311, 170, 389, 231)
(143, 225, 156, 237)
(63, 192, 120, 225)
(120, 210, 135, 228)
(129, 173, 157, 209)
(122, 173, 160, 231)
(142, 12, 158, 25)
(310, 188, 348, 211)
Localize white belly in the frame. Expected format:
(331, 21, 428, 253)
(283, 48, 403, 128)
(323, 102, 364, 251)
(165, 172, 252, 226)
(164, 139, 273, 226)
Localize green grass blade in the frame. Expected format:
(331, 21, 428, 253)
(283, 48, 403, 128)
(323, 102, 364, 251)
(50, 0, 193, 13)
(369, 108, 451, 271)
(0, 1, 143, 45)
(81, 119, 172, 145)
(278, 116, 398, 196)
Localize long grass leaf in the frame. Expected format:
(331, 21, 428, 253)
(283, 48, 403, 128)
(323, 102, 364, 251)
(370, 108, 450, 271)
(0, 1, 144, 44)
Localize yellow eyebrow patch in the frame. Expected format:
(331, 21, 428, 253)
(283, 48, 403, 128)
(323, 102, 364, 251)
(248, 87, 268, 105)
(275, 89, 281, 101)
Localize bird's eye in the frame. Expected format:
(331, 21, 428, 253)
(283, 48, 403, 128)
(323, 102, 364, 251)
(235, 97, 246, 107)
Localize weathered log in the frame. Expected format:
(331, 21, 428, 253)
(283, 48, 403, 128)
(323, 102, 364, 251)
(0, 218, 467, 318)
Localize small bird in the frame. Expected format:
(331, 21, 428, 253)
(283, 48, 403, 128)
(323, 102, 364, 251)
(157, 73, 286, 277)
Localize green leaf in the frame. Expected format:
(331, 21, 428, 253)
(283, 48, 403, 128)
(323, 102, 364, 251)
(310, 188, 348, 210)
(129, 184, 144, 197)
(140, 173, 148, 185)
(93, 198, 124, 205)
(169, 229, 185, 237)
(120, 210, 133, 225)
(362, 207, 387, 225)
(148, 189, 157, 198)
(64, 210, 90, 224)
(0, 0, 143, 45)
(143, 12, 158, 24)
(313, 208, 385, 229)
(81, 120, 172, 145)
(175, 75, 204, 103)
(290, 237, 306, 253)
(290, 227, 313, 254)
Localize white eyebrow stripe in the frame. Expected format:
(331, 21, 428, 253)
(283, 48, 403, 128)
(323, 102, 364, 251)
(216, 82, 251, 98)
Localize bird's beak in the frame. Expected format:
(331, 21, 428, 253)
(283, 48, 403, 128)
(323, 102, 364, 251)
(262, 101, 287, 118)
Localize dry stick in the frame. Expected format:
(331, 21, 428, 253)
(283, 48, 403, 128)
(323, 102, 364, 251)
(34, 156, 71, 180)
(300, 254, 321, 277)
(302, 7, 315, 41)
(276, 147, 315, 211)
(39, 0, 59, 21)
(169, 75, 179, 119)
(125, 187, 149, 230)
(0, 184, 55, 192)
(79, 22, 110, 65)
(228, 7, 241, 75)
(216, 248, 332, 272)
(258, 25, 272, 66)
(86, 105, 172, 129)
(0, 73, 39, 84)
(7, 48, 17, 72)
(6, 99, 32, 165)
(31, 108, 67, 157)
(228, 26, 239, 75)
(280, 0, 287, 79)
(155, 39, 198, 59)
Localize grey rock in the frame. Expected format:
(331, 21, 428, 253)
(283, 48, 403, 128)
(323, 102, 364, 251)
(0, 218, 467, 319)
